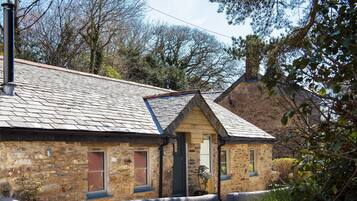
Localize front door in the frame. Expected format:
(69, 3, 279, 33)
(172, 133, 187, 196)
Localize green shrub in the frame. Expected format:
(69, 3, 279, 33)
(272, 158, 297, 183)
(103, 64, 121, 79)
(259, 189, 293, 201)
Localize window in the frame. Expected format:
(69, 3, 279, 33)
(249, 149, 257, 176)
(220, 150, 229, 178)
(134, 151, 150, 188)
(200, 135, 211, 172)
(88, 151, 106, 193)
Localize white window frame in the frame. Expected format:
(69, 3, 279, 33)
(87, 148, 108, 195)
(134, 149, 151, 189)
(220, 149, 230, 177)
(249, 149, 257, 176)
(200, 135, 212, 173)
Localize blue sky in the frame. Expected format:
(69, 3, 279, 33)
(145, 0, 253, 44)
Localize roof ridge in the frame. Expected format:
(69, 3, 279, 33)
(143, 90, 200, 99)
(0, 56, 173, 93)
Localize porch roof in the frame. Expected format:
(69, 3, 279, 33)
(145, 91, 275, 140)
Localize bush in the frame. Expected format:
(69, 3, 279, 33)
(259, 189, 293, 201)
(272, 158, 297, 184)
(103, 64, 121, 79)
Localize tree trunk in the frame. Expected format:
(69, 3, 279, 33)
(89, 47, 96, 73)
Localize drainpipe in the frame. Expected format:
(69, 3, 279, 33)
(159, 136, 169, 198)
(217, 138, 225, 201)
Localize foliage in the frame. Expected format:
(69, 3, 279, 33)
(103, 64, 121, 79)
(198, 165, 211, 192)
(111, 23, 240, 90)
(0, 0, 241, 90)
(213, 0, 357, 200)
(146, 25, 240, 90)
(259, 189, 293, 201)
(210, 0, 307, 36)
(272, 158, 298, 184)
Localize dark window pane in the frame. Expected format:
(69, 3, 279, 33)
(220, 150, 228, 176)
(249, 150, 254, 162)
(249, 162, 255, 173)
(135, 169, 147, 186)
(88, 152, 104, 171)
(221, 150, 227, 163)
(221, 163, 227, 176)
(134, 151, 147, 168)
(88, 172, 104, 192)
(249, 150, 255, 173)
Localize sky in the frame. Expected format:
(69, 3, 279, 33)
(145, 0, 254, 44)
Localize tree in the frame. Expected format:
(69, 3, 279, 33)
(147, 24, 240, 90)
(211, 0, 356, 200)
(21, 0, 84, 68)
(78, 0, 145, 74)
(0, 0, 54, 57)
(108, 23, 241, 90)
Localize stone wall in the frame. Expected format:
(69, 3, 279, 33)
(0, 141, 161, 201)
(187, 143, 200, 195)
(221, 144, 272, 198)
(0, 141, 87, 201)
(218, 81, 303, 158)
(162, 144, 174, 197)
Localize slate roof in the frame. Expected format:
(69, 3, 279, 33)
(0, 58, 274, 140)
(201, 91, 223, 101)
(205, 100, 274, 139)
(0, 59, 171, 134)
(214, 73, 257, 102)
(145, 92, 195, 132)
(145, 91, 275, 139)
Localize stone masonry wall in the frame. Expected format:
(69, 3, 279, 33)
(0, 141, 87, 201)
(218, 81, 301, 158)
(0, 141, 161, 201)
(162, 144, 173, 197)
(221, 143, 272, 198)
(187, 143, 200, 195)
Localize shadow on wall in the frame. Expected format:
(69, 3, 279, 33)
(0, 182, 18, 201)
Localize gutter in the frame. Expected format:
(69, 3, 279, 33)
(221, 136, 276, 144)
(217, 137, 226, 201)
(159, 136, 170, 198)
(0, 127, 170, 144)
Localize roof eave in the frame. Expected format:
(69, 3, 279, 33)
(0, 127, 172, 144)
(221, 136, 276, 144)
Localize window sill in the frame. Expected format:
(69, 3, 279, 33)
(221, 175, 231, 181)
(249, 172, 258, 177)
(134, 186, 153, 193)
(86, 192, 112, 200)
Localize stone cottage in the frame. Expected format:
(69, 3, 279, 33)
(0, 3, 274, 200)
(209, 36, 320, 158)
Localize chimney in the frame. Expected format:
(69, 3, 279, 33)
(1, 1, 16, 96)
(245, 35, 263, 80)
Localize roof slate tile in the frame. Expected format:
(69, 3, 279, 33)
(0, 59, 274, 140)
